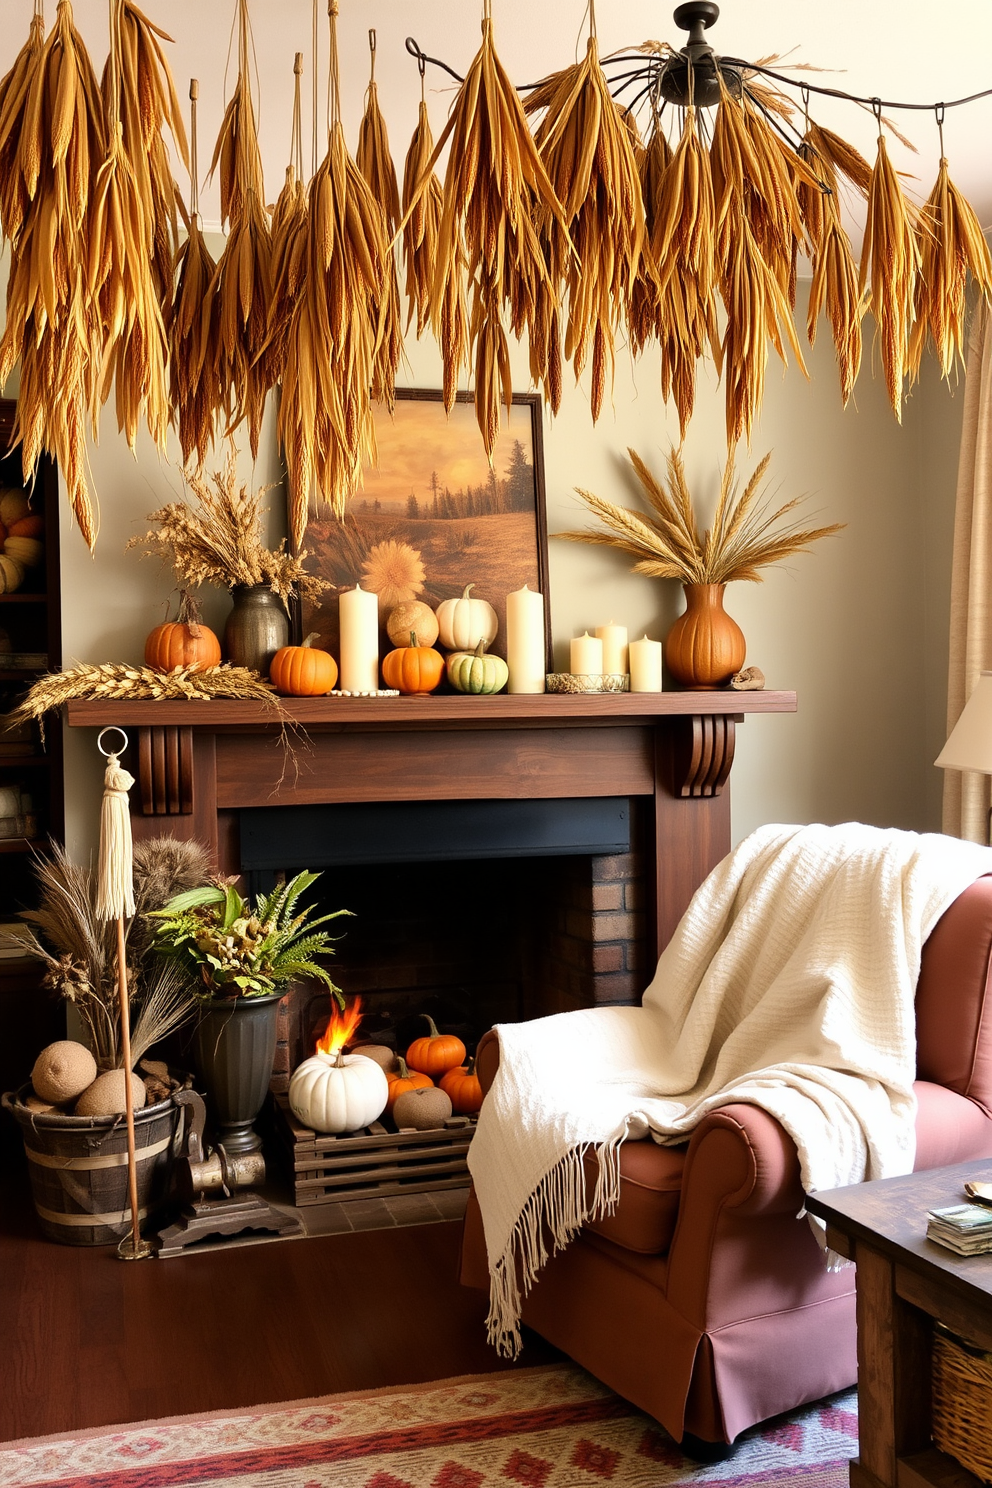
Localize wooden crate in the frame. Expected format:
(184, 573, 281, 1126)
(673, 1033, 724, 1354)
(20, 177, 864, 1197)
(273, 1093, 477, 1206)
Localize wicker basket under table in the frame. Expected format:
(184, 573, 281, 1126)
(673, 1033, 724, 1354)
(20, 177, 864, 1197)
(932, 1325, 992, 1484)
(273, 1093, 477, 1206)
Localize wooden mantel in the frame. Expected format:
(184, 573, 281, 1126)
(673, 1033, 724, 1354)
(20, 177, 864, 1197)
(67, 690, 796, 956)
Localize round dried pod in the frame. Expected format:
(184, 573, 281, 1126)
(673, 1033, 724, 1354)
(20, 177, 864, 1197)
(31, 1041, 98, 1104)
(75, 1069, 147, 1118)
(387, 600, 439, 650)
(350, 1043, 398, 1074)
(392, 1085, 453, 1131)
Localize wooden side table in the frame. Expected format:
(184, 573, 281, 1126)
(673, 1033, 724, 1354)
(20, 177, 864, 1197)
(807, 1159, 992, 1488)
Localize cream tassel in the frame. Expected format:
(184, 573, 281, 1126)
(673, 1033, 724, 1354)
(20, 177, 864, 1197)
(95, 753, 136, 920)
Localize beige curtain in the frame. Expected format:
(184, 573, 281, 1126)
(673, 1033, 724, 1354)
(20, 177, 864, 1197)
(944, 301, 992, 841)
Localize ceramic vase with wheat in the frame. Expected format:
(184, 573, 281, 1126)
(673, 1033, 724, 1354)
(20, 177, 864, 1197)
(664, 583, 746, 689)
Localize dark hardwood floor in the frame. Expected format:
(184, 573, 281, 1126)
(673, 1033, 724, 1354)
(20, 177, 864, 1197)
(0, 1165, 562, 1444)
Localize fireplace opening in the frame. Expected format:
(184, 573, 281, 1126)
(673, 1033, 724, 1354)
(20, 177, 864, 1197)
(238, 798, 651, 1089)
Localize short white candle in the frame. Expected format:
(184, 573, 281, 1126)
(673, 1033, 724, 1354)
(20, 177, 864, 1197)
(506, 585, 546, 694)
(570, 632, 604, 675)
(629, 636, 663, 692)
(339, 585, 379, 693)
(595, 622, 628, 676)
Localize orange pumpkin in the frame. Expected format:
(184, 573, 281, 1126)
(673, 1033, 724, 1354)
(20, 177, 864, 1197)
(406, 1015, 466, 1078)
(381, 633, 445, 696)
(385, 1056, 434, 1114)
(269, 632, 338, 695)
(439, 1057, 483, 1114)
(7, 514, 44, 539)
(145, 593, 221, 673)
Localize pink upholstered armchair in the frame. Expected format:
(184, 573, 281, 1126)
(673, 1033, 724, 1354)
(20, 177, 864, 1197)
(460, 876, 992, 1450)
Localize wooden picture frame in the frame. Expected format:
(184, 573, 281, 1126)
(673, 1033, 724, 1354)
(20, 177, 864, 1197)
(295, 390, 551, 665)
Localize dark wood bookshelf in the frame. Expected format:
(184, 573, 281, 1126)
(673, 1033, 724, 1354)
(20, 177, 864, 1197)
(0, 398, 64, 1104)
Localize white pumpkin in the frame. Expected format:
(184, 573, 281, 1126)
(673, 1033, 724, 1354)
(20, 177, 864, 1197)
(435, 584, 498, 652)
(289, 1050, 389, 1133)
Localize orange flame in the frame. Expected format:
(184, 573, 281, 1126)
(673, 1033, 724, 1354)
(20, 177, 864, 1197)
(316, 996, 363, 1058)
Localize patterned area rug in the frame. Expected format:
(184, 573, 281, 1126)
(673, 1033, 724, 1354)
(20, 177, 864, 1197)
(0, 1363, 859, 1488)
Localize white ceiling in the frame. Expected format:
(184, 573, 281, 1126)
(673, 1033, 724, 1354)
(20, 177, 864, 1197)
(2, 1, 990, 240)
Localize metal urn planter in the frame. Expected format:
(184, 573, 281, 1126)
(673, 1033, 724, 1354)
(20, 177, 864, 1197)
(223, 585, 290, 674)
(193, 993, 283, 1154)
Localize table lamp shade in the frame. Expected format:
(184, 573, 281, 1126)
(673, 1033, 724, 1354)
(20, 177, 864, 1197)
(936, 673, 992, 773)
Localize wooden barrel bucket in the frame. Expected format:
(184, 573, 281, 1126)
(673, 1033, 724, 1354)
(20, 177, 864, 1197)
(2, 1087, 180, 1246)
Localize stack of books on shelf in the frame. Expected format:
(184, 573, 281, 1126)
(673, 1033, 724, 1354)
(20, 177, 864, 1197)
(927, 1202, 992, 1255)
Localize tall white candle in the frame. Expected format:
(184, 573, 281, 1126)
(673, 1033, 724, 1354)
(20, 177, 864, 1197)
(506, 585, 546, 694)
(629, 635, 663, 692)
(339, 585, 379, 692)
(570, 632, 604, 675)
(595, 622, 628, 675)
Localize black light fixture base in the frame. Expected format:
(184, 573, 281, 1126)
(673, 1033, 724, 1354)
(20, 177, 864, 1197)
(660, 1, 741, 109)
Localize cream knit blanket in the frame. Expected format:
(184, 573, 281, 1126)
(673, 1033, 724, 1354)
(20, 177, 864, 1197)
(469, 822, 992, 1357)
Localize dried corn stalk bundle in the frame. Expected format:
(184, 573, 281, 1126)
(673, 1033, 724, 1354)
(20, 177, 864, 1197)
(799, 124, 865, 406)
(103, 2, 188, 310)
(170, 80, 224, 469)
(401, 89, 444, 337)
(356, 34, 402, 409)
(711, 80, 807, 445)
(412, 4, 568, 456)
(859, 130, 920, 421)
(207, 0, 274, 458)
(277, 3, 386, 548)
(528, 22, 646, 422)
(908, 155, 992, 382)
(265, 55, 309, 385)
(0, 0, 104, 547)
(90, 0, 171, 457)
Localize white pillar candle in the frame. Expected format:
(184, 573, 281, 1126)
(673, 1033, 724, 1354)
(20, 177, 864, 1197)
(506, 585, 546, 694)
(595, 622, 628, 675)
(339, 585, 379, 692)
(629, 635, 663, 692)
(570, 632, 604, 675)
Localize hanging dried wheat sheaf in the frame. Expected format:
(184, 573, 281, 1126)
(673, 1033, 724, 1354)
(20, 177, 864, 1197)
(106, 2, 188, 310)
(90, 0, 172, 458)
(859, 128, 920, 421)
(711, 79, 808, 446)
(401, 82, 444, 337)
(170, 80, 224, 469)
(265, 55, 309, 388)
(207, 0, 274, 458)
(0, 0, 104, 547)
(406, 3, 568, 457)
(277, 2, 386, 548)
(647, 105, 721, 438)
(627, 118, 670, 359)
(798, 122, 866, 407)
(527, 16, 646, 423)
(908, 152, 992, 382)
(356, 32, 402, 409)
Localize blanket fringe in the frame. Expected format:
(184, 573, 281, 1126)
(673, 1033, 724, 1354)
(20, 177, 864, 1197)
(486, 1128, 626, 1358)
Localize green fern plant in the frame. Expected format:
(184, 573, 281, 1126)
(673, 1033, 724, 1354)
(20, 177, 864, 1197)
(147, 870, 351, 1004)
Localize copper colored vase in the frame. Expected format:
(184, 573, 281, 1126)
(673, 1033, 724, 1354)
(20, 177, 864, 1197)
(664, 583, 746, 689)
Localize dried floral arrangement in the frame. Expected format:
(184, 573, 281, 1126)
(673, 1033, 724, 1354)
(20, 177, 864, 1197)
(558, 448, 843, 586)
(1, 838, 212, 1071)
(126, 455, 328, 601)
(7, 661, 279, 733)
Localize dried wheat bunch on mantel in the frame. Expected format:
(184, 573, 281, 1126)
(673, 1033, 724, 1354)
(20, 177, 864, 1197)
(126, 455, 328, 603)
(557, 447, 843, 586)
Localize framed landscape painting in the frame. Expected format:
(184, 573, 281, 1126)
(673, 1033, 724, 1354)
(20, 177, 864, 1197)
(297, 390, 550, 664)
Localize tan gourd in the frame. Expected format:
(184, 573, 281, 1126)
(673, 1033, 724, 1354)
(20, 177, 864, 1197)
(75, 1069, 147, 1117)
(392, 1085, 453, 1130)
(3, 535, 43, 568)
(0, 489, 30, 528)
(0, 554, 25, 593)
(387, 600, 439, 650)
(31, 1041, 98, 1105)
